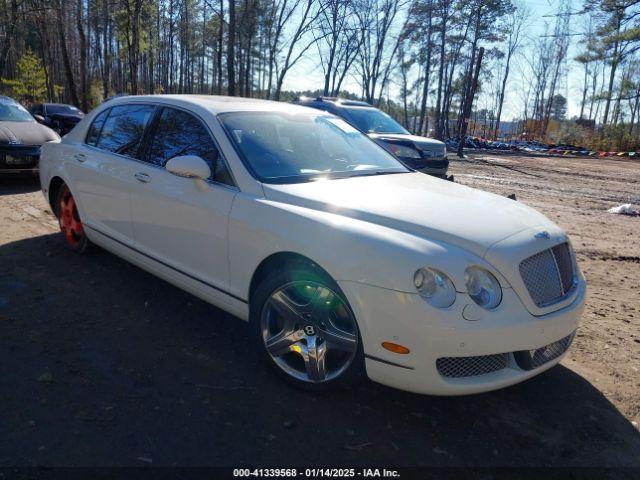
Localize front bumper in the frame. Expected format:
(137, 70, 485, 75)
(339, 277, 586, 395)
(0, 145, 40, 175)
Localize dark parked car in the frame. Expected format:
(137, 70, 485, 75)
(293, 97, 450, 179)
(29, 103, 84, 135)
(0, 96, 60, 175)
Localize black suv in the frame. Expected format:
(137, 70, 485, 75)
(293, 97, 449, 179)
(30, 103, 84, 135)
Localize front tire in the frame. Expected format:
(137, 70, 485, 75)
(55, 183, 93, 253)
(250, 264, 363, 391)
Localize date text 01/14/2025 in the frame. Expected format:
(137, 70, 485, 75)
(232, 468, 401, 478)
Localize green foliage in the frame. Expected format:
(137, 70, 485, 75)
(0, 49, 48, 104)
(114, 0, 157, 59)
(552, 121, 588, 146)
(90, 79, 104, 106)
(600, 124, 637, 151)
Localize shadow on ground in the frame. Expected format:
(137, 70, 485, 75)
(0, 233, 639, 467)
(0, 176, 41, 196)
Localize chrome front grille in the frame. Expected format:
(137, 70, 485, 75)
(519, 242, 576, 307)
(436, 353, 508, 378)
(530, 332, 575, 369)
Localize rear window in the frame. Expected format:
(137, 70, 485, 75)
(85, 109, 110, 146)
(86, 104, 155, 158)
(47, 104, 82, 115)
(342, 107, 408, 135)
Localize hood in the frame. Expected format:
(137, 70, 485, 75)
(370, 133, 444, 148)
(48, 113, 83, 124)
(0, 121, 59, 145)
(369, 133, 443, 145)
(369, 133, 446, 157)
(262, 172, 554, 258)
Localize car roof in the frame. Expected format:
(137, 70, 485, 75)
(102, 94, 317, 115)
(295, 96, 373, 109)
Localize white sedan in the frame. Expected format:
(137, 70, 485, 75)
(39, 95, 586, 395)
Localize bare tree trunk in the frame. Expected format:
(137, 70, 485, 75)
(227, 0, 236, 96)
(77, 0, 89, 111)
(579, 61, 588, 120)
(602, 16, 621, 127)
(36, 14, 55, 100)
(123, 0, 143, 94)
(0, 0, 18, 77)
(57, 1, 80, 106)
(417, 9, 433, 136)
(217, 0, 224, 94)
(456, 47, 484, 158)
(433, 39, 445, 137)
(493, 63, 510, 140)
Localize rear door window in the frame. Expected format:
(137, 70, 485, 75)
(85, 108, 110, 146)
(94, 104, 156, 158)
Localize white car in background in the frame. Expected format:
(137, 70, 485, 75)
(39, 95, 586, 395)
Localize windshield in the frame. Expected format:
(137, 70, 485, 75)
(0, 100, 34, 122)
(47, 104, 82, 115)
(342, 107, 408, 135)
(219, 111, 409, 183)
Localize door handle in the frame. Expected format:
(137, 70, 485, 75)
(74, 153, 87, 163)
(134, 172, 151, 183)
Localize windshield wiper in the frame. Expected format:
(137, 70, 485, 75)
(346, 170, 407, 178)
(301, 170, 407, 183)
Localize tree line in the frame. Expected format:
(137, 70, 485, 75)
(1, 0, 639, 149)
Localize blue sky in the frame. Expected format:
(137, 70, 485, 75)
(283, 0, 587, 121)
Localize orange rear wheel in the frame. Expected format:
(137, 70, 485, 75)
(58, 185, 85, 248)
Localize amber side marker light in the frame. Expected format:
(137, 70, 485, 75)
(382, 342, 410, 354)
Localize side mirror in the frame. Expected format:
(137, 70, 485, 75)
(33, 114, 45, 123)
(165, 155, 211, 180)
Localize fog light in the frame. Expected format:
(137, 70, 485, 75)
(382, 342, 410, 354)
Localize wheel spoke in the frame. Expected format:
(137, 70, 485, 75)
(261, 281, 358, 384)
(320, 324, 357, 352)
(70, 217, 84, 235)
(304, 335, 327, 382)
(269, 289, 307, 328)
(58, 189, 84, 247)
(309, 287, 335, 320)
(265, 329, 303, 357)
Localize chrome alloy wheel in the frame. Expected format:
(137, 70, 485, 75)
(260, 281, 358, 383)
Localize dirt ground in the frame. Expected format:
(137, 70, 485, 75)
(452, 152, 640, 427)
(0, 152, 639, 469)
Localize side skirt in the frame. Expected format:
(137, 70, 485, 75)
(84, 224, 250, 321)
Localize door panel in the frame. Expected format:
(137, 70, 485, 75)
(66, 143, 138, 242)
(130, 164, 235, 295)
(66, 104, 156, 243)
(130, 107, 236, 297)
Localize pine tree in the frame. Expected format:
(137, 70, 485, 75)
(1, 49, 48, 104)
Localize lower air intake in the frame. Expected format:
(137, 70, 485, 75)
(436, 353, 508, 378)
(530, 332, 575, 369)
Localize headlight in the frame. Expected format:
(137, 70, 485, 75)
(464, 267, 502, 310)
(413, 268, 456, 308)
(388, 144, 421, 159)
